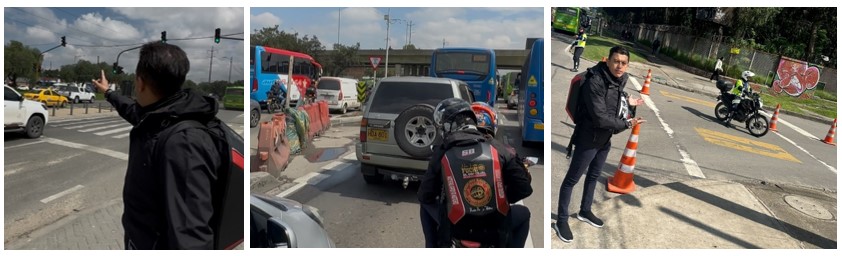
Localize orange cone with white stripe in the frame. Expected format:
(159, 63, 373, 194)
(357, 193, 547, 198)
(602, 57, 607, 62)
(640, 69, 652, 95)
(821, 118, 836, 145)
(607, 124, 641, 194)
(769, 103, 780, 132)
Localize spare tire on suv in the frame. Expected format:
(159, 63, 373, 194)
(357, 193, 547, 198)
(394, 104, 440, 158)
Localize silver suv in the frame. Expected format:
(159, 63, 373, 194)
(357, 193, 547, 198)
(356, 76, 475, 185)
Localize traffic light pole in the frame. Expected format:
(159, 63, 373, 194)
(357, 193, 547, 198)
(113, 45, 143, 74)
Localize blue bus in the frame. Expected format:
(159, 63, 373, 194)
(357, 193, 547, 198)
(518, 39, 544, 147)
(250, 45, 322, 108)
(430, 48, 499, 106)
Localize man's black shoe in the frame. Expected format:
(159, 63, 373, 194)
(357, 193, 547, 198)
(576, 211, 604, 228)
(552, 221, 573, 243)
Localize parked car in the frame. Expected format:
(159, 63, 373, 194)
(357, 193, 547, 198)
(55, 83, 95, 103)
(356, 76, 475, 185)
(316, 77, 360, 114)
(5, 85, 49, 138)
(23, 88, 68, 108)
(223, 86, 245, 110)
(249, 193, 334, 248)
(250, 99, 261, 128)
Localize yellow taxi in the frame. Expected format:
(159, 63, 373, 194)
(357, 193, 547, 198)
(24, 89, 69, 108)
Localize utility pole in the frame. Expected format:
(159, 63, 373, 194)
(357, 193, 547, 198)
(337, 8, 341, 45)
(442, 38, 446, 47)
(383, 8, 402, 78)
(208, 46, 217, 83)
(225, 57, 233, 83)
(406, 20, 415, 47)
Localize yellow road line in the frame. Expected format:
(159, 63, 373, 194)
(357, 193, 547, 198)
(660, 90, 716, 108)
(695, 127, 801, 163)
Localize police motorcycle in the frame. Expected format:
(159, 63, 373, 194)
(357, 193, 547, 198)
(713, 78, 770, 137)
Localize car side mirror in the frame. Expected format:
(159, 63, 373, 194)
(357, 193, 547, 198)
(267, 217, 296, 248)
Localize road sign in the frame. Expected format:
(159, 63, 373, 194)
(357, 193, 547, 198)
(370, 56, 381, 70)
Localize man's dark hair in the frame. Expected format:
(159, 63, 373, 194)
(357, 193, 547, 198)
(608, 46, 630, 60)
(136, 42, 190, 97)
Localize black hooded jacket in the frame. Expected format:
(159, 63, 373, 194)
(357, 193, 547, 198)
(418, 128, 532, 205)
(572, 61, 633, 149)
(107, 89, 222, 249)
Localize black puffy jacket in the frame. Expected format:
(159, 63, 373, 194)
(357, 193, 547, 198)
(572, 61, 633, 149)
(418, 128, 532, 205)
(107, 89, 222, 249)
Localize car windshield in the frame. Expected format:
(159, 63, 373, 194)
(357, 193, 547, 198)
(369, 82, 453, 114)
(318, 79, 341, 90)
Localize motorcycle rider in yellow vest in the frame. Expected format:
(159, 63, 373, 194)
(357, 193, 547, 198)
(725, 70, 755, 127)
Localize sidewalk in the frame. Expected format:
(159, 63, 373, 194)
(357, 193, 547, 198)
(45, 103, 119, 122)
(554, 179, 836, 249)
(8, 199, 124, 250)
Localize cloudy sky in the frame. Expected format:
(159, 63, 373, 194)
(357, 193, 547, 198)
(250, 7, 543, 50)
(4, 7, 244, 83)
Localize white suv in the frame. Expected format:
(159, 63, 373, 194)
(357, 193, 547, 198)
(56, 83, 95, 103)
(5, 85, 49, 138)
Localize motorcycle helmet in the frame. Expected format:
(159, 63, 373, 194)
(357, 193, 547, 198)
(471, 102, 498, 137)
(434, 98, 477, 136)
(741, 70, 756, 81)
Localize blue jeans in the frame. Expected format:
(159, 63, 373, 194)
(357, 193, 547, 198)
(556, 141, 612, 221)
(420, 202, 531, 247)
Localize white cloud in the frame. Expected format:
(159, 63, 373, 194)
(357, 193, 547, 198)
(251, 12, 282, 32)
(71, 12, 142, 42)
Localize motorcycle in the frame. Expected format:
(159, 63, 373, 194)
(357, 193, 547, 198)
(714, 81, 769, 137)
(265, 83, 284, 114)
(448, 157, 538, 248)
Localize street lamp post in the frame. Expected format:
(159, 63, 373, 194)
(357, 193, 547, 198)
(383, 9, 403, 78)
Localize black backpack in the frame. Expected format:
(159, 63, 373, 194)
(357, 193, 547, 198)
(156, 117, 244, 250)
(565, 71, 591, 125)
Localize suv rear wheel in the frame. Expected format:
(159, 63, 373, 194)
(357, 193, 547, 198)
(394, 104, 439, 158)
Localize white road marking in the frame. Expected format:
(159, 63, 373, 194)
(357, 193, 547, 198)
(48, 116, 112, 125)
(630, 77, 704, 178)
(40, 185, 85, 203)
(113, 133, 131, 139)
(343, 152, 357, 161)
(759, 112, 820, 141)
(771, 131, 836, 174)
(94, 126, 133, 136)
(41, 137, 129, 160)
(4, 140, 46, 150)
(7, 152, 86, 176)
(61, 119, 124, 129)
(4, 167, 25, 176)
(78, 123, 127, 132)
(276, 172, 320, 198)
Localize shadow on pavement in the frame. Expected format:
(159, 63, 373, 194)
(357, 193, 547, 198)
(658, 207, 761, 248)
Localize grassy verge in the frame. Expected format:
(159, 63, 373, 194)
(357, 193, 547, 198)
(577, 36, 649, 64)
(759, 88, 836, 119)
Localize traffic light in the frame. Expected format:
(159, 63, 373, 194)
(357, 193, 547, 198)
(214, 28, 221, 44)
(161, 31, 167, 43)
(61, 36, 66, 47)
(112, 62, 124, 74)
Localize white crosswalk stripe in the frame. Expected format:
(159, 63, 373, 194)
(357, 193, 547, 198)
(49, 116, 244, 139)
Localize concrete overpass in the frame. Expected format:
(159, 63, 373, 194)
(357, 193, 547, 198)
(327, 48, 531, 78)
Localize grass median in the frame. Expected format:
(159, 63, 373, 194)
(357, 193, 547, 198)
(575, 35, 649, 64)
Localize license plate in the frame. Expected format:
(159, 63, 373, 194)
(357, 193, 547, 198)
(368, 129, 388, 141)
(534, 123, 544, 130)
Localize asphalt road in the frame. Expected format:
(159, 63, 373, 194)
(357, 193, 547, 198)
(266, 102, 545, 248)
(4, 106, 244, 245)
(549, 35, 837, 245)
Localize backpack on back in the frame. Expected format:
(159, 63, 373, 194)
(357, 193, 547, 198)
(156, 118, 244, 250)
(565, 71, 590, 124)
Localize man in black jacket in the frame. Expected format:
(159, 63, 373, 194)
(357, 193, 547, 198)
(418, 98, 532, 248)
(92, 42, 222, 249)
(553, 46, 646, 243)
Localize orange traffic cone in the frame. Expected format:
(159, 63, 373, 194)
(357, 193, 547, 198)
(640, 69, 652, 95)
(821, 118, 836, 145)
(769, 103, 780, 132)
(607, 124, 641, 194)
(601, 57, 607, 62)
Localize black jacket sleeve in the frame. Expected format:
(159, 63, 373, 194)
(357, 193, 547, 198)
(418, 147, 446, 205)
(159, 127, 221, 249)
(492, 141, 532, 203)
(106, 91, 142, 126)
(582, 76, 628, 131)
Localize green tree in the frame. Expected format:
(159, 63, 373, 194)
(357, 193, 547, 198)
(321, 43, 360, 76)
(4, 41, 41, 88)
(402, 44, 418, 50)
(251, 25, 325, 57)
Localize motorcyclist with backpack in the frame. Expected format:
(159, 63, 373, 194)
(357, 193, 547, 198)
(418, 98, 533, 248)
(724, 71, 755, 127)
